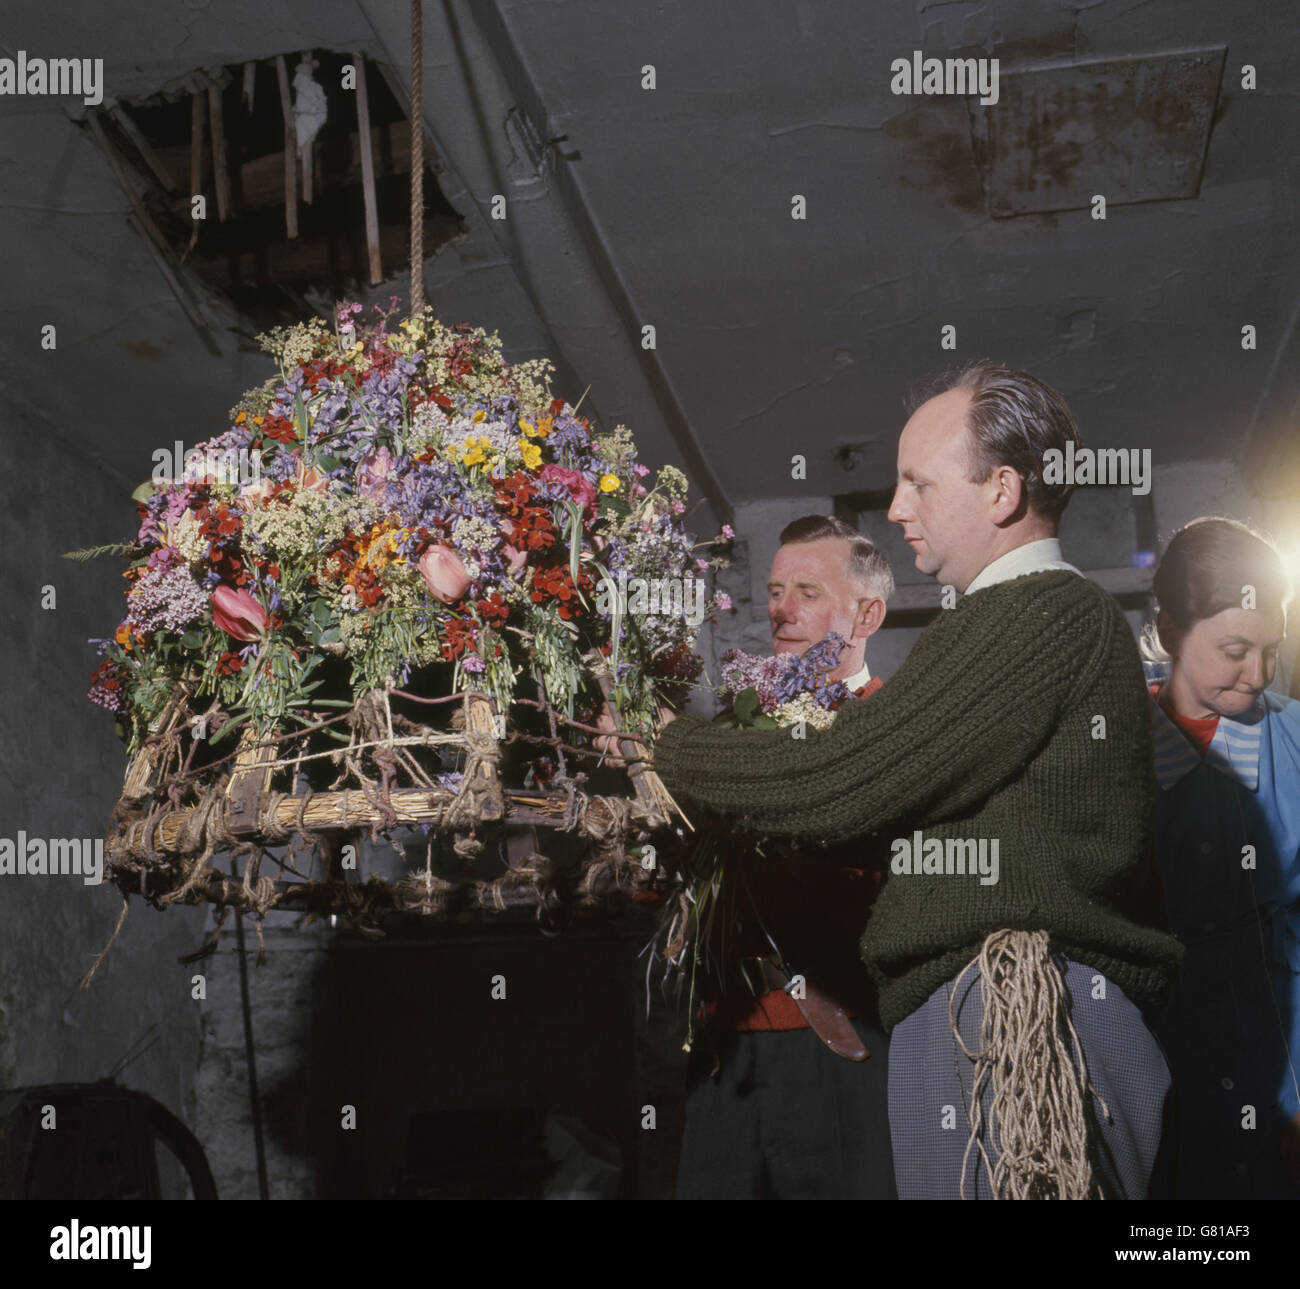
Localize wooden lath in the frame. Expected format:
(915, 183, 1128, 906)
(119, 683, 191, 803)
(274, 54, 299, 239)
(224, 725, 281, 838)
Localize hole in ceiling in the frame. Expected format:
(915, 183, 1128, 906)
(89, 50, 465, 331)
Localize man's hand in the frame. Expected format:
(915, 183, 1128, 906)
(593, 701, 677, 767)
(593, 702, 628, 767)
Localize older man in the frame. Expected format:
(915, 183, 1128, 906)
(654, 363, 1182, 1200)
(674, 513, 897, 1201)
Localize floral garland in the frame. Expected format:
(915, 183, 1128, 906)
(77, 301, 731, 765)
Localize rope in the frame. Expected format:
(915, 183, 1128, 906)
(79, 894, 131, 990)
(409, 0, 424, 313)
(951, 929, 1110, 1200)
(159, 784, 245, 908)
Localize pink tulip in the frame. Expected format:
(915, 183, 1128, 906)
(356, 446, 393, 499)
(211, 585, 267, 641)
(296, 463, 330, 493)
(501, 542, 529, 577)
(418, 544, 473, 604)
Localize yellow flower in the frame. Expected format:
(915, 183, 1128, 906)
(536, 416, 553, 438)
(252, 415, 265, 426)
(461, 437, 487, 467)
(518, 439, 542, 470)
(519, 417, 536, 438)
(472, 410, 487, 424)
(234, 411, 247, 425)
(599, 473, 620, 493)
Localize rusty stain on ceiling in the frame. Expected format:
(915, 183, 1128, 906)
(983, 48, 1227, 217)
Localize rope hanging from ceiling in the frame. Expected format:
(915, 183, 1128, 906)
(409, 0, 425, 314)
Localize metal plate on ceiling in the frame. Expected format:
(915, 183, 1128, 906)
(984, 47, 1226, 218)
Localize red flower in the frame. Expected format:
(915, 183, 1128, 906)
(215, 650, 246, 676)
(529, 564, 593, 621)
(209, 550, 248, 586)
(211, 585, 267, 641)
(495, 473, 555, 555)
(476, 593, 509, 628)
(88, 659, 124, 692)
(439, 617, 478, 662)
(197, 502, 242, 541)
(502, 471, 533, 502)
(353, 568, 384, 608)
(302, 358, 350, 392)
(410, 386, 453, 412)
(261, 414, 297, 445)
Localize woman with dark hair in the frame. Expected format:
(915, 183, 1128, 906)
(1145, 517, 1300, 1197)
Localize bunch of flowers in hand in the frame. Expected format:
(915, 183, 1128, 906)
(75, 300, 732, 762)
(715, 634, 854, 731)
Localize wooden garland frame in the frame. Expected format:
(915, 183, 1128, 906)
(103, 672, 685, 927)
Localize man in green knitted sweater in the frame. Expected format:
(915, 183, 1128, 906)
(653, 362, 1182, 1200)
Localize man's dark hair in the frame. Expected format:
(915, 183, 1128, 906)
(777, 514, 894, 601)
(908, 361, 1082, 520)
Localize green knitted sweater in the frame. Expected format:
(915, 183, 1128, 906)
(654, 570, 1183, 1030)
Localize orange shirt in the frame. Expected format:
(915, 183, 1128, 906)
(1150, 683, 1220, 758)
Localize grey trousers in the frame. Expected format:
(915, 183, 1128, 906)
(887, 956, 1171, 1199)
(676, 1019, 896, 1200)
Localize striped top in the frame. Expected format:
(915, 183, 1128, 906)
(1146, 667, 1267, 793)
